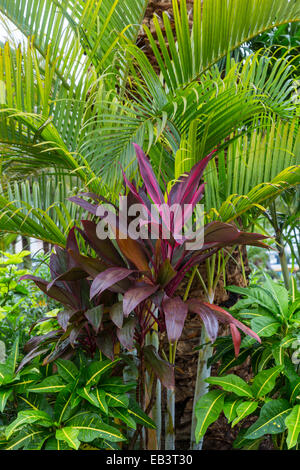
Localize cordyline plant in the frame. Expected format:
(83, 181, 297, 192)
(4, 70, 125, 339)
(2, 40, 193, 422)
(21, 144, 268, 450)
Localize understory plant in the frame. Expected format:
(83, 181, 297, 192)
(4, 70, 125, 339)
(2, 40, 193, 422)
(0, 339, 153, 450)
(21, 144, 268, 449)
(0, 251, 55, 348)
(195, 275, 300, 449)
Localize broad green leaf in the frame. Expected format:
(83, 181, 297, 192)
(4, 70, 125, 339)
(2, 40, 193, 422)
(6, 337, 19, 374)
(271, 343, 285, 366)
(233, 429, 262, 450)
(288, 377, 300, 404)
(95, 388, 108, 414)
(27, 375, 67, 393)
(5, 428, 47, 450)
(54, 389, 76, 423)
(285, 405, 300, 449)
(85, 359, 121, 387)
(77, 387, 100, 409)
(250, 316, 281, 338)
(232, 401, 258, 427)
(263, 276, 289, 318)
(5, 410, 52, 438)
(206, 374, 253, 398)
(44, 436, 72, 450)
(244, 399, 292, 439)
(223, 397, 243, 423)
(127, 399, 156, 429)
(55, 359, 79, 383)
(251, 366, 283, 398)
(195, 390, 225, 443)
(67, 412, 126, 442)
(0, 364, 14, 386)
(226, 286, 279, 314)
(105, 392, 129, 409)
(100, 377, 136, 393)
(56, 427, 80, 450)
(0, 388, 12, 412)
(109, 408, 137, 430)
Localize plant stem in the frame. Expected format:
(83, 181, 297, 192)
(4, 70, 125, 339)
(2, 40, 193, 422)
(165, 387, 175, 450)
(190, 324, 213, 450)
(145, 311, 161, 450)
(165, 266, 198, 450)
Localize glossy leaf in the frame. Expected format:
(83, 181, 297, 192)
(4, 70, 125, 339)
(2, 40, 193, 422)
(244, 399, 292, 439)
(206, 374, 253, 398)
(251, 366, 283, 398)
(195, 390, 225, 443)
(285, 405, 300, 449)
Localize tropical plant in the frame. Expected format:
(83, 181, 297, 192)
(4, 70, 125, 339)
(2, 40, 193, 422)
(194, 275, 300, 449)
(0, 0, 299, 245)
(0, 250, 55, 348)
(0, 0, 299, 452)
(0, 339, 154, 450)
(21, 144, 270, 449)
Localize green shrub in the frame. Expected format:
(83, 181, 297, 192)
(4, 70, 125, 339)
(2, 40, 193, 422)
(194, 275, 300, 450)
(0, 339, 154, 450)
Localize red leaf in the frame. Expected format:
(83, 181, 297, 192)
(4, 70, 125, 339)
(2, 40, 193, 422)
(230, 323, 242, 357)
(202, 302, 261, 344)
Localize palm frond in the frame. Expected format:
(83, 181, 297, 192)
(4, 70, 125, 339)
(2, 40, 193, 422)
(79, 50, 298, 187)
(202, 118, 300, 223)
(0, 173, 86, 245)
(143, 0, 300, 91)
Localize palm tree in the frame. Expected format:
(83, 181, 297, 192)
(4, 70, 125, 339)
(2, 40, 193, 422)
(0, 0, 299, 449)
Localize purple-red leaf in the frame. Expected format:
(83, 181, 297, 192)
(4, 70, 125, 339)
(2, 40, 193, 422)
(123, 285, 159, 317)
(20, 275, 75, 307)
(68, 196, 98, 215)
(133, 143, 164, 205)
(187, 299, 219, 343)
(78, 220, 126, 267)
(47, 267, 89, 291)
(162, 296, 188, 343)
(84, 305, 103, 333)
(116, 317, 136, 350)
(202, 302, 261, 345)
(90, 268, 135, 299)
(144, 345, 174, 389)
(230, 323, 242, 357)
(110, 302, 124, 329)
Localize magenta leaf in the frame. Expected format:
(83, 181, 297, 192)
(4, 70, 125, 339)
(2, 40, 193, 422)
(68, 196, 98, 215)
(133, 144, 164, 205)
(90, 267, 136, 299)
(162, 296, 188, 343)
